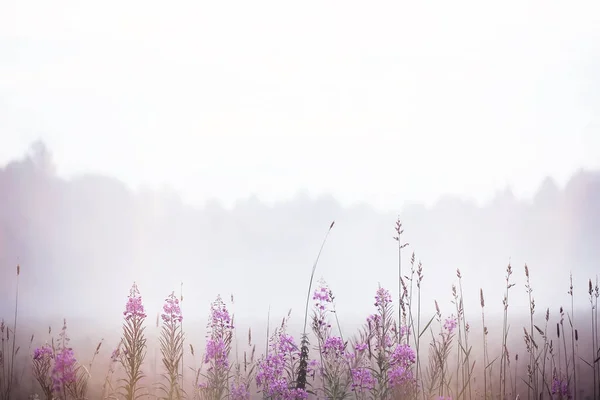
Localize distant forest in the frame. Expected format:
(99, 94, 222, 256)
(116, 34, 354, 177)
(1, 142, 598, 322)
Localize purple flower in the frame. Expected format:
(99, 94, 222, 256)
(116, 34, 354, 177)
(443, 315, 457, 335)
(323, 336, 345, 356)
(551, 376, 570, 397)
(161, 291, 183, 324)
(33, 345, 53, 361)
(390, 344, 416, 368)
(389, 364, 413, 386)
(51, 347, 77, 394)
(230, 381, 250, 400)
(124, 282, 147, 320)
(204, 338, 229, 369)
(355, 342, 368, 352)
(313, 281, 333, 310)
(374, 286, 392, 307)
(256, 329, 310, 399)
(351, 367, 376, 392)
(207, 295, 233, 339)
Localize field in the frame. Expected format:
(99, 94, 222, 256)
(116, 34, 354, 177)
(1, 219, 599, 400)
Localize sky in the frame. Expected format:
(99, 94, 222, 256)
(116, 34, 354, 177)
(1, 0, 599, 210)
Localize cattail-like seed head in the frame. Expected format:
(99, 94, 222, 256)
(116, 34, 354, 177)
(575, 329, 579, 341)
(545, 308, 550, 321)
(525, 264, 529, 278)
(556, 323, 560, 338)
(16, 264, 20, 276)
(480, 289, 485, 308)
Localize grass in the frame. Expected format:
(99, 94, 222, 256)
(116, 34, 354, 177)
(1, 219, 600, 400)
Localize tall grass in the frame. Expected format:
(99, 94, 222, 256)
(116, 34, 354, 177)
(3, 220, 600, 399)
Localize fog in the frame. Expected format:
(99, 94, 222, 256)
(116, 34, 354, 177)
(1, 142, 598, 331)
(2, 142, 600, 398)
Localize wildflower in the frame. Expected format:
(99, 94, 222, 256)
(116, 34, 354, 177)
(256, 326, 309, 399)
(551, 376, 570, 397)
(390, 343, 416, 368)
(313, 281, 334, 310)
(33, 345, 53, 361)
(374, 286, 392, 307)
(323, 336, 345, 356)
(208, 295, 233, 339)
(51, 347, 77, 394)
(124, 282, 147, 320)
(120, 282, 147, 400)
(204, 338, 229, 369)
(355, 342, 368, 352)
(443, 315, 457, 335)
(161, 291, 183, 324)
(350, 368, 376, 392)
(230, 381, 250, 400)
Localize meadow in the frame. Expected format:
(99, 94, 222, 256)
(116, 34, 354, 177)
(0, 219, 599, 400)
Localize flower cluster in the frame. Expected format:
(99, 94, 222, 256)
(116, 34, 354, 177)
(230, 381, 250, 400)
(322, 336, 345, 357)
(124, 282, 147, 320)
(204, 338, 229, 370)
(313, 280, 334, 310)
(388, 343, 416, 386)
(33, 345, 53, 361)
(161, 291, 183, 324)
(51, 347, 77, 394)
(443, 315, 457, 335)
(375, 286, 392, 307)
(208, 295, 233, 339)
(350, 367, 376, 392)
(312, 280, 334, 336)
(551, 376, 570, 398)
(256, 327, 308, 399)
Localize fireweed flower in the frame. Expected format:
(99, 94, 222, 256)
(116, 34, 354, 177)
(161, 291, 183, 324)
(199, 295, 234, 399)
(159, 291, 184, 399)
(124, 282, 147, 320)
(312, 280, 334, 336)
(32, 344, 54, 399)
(443, 315, 458, 335)
(374, 286, 392, 307)
(323, 336, 345, 356)
(51, 347, 77, 395)
(230, 381, 250, 400)
(120, 282, 148, 400)
(350, 368, 376, 392)
(208, 295, 233, 335)
(33, 345, 53, 361)
(313, 280, 334, 309)
(388, 344, 416, 386)
(256, 325, 308, 399)
(204, 338, 229, 369)
(551, 376, 570, 397)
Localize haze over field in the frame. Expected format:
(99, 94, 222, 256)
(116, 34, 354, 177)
(0, 144, 599, 331)
(2, 3, 600, 399)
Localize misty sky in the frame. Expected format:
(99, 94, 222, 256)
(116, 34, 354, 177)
(1, 1, 599, 211)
